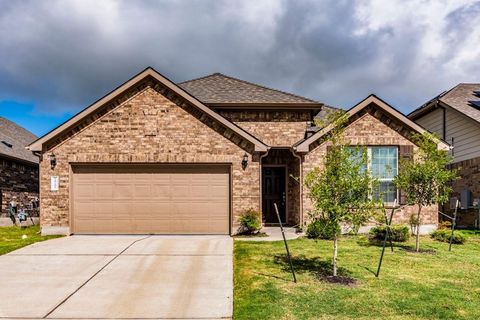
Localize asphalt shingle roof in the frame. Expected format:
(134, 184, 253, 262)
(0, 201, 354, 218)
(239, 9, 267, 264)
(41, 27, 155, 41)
(440, 83, 480, 122)
(410, 83, 480, 123)
(0, 117, 38, 164)
(178, 73, 323, 106)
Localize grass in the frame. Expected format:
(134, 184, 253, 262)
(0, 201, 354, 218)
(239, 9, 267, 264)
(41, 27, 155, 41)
(0, 225, 62, 255)
(234, 231, 480, 320)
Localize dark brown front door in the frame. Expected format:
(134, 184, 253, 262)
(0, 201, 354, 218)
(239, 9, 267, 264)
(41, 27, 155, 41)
(262, 167, 286, 223)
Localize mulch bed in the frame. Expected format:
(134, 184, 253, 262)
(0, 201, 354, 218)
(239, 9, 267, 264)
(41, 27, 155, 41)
(400, 247, 436, 254)
(317, 275, 358, 286)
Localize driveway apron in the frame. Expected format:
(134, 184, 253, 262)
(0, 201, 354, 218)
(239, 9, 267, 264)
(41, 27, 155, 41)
(0, 235, 233, 320)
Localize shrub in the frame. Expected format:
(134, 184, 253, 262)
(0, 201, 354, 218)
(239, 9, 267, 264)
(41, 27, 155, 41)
(238, 209, 261, 234)
(369, 224, 410, 242)
(438, 220, 452, 230)
(430, 229, 466, 244)
(306, 218, 339, 240)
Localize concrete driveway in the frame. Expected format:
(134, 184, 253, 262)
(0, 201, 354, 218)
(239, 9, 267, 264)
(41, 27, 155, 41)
(0, 235, 233, 319)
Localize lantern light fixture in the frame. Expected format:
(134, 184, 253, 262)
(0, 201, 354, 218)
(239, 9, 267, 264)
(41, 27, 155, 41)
(49, 153, 57, 170)
(241, 152, 248, 170)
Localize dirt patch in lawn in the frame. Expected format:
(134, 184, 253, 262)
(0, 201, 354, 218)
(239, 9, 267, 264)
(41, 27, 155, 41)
(274, 254, 358, 286)
(319, 275, 357, 286)
(400, 247, 437, 254)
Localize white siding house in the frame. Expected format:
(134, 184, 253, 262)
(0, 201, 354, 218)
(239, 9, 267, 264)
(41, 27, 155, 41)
(409, 83, 480, 227)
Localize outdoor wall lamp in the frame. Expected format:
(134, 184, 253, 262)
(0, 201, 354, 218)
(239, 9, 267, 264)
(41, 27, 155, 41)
(49, 153, 57, 170)
(241, 152, 249, 170)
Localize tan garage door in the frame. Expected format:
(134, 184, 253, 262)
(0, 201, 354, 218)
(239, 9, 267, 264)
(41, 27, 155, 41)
(72, 164, 230, 234)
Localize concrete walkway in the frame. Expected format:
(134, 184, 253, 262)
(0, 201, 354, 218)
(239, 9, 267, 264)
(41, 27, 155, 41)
(0, 235, 233, 319)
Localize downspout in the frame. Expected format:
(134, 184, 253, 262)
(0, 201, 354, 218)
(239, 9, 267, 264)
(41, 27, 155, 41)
(441, 102, 446, 141)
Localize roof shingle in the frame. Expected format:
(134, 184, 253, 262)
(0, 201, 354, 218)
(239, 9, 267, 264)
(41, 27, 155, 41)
(178, 73, 323, 106)
(410, 83, 480, 123)
(0, 117, 38, 164)
(440, 83, 480, 122)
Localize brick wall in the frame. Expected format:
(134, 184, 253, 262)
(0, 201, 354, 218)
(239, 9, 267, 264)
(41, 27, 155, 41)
(40, 85, 261, 234)
(302, 112, 438, 227)
(218, 110, 311, 146)
(443, 156, 480, 227)
(0, 157, 39, 217)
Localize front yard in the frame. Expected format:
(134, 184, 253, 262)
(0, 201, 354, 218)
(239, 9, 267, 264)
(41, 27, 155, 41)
(234, 231, 480, 320)
(0, 225, 62, 255)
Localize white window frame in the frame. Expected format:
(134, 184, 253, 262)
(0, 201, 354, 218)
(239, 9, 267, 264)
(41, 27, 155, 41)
(366, 146, 399, 205)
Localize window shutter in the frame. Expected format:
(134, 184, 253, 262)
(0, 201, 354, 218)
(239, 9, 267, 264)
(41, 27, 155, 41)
(398, 145, 414, 205)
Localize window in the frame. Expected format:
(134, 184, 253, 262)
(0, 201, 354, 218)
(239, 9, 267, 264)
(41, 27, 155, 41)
(370, 147, 398, 203)
(349, 146, 398, 203)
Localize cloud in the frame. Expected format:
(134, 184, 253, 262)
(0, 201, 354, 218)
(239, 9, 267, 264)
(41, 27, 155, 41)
(0, 0, 479, 115)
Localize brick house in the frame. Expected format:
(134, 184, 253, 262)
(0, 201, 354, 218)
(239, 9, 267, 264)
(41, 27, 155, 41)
(0, 117, 39, 223)
(409, 83, 480, 227)
(27, 67, 446, 235)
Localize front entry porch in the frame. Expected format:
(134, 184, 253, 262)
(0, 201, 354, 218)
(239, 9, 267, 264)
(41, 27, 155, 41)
(261, 148, 301, 226)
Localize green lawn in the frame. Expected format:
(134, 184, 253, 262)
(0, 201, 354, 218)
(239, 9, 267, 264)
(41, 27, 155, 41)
(0, 225, 62, 255)
(234, 231, 480, 320)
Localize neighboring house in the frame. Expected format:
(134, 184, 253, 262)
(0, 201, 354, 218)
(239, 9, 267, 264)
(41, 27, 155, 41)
(27, 67, 446, 235)
(409, 83, 480, 227)
(0, 117, 39, 222)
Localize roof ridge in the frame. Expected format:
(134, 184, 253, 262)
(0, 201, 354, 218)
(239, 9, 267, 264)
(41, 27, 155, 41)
(178, 73, 222, 85)
(179, 72, 323, 105)
(212, 72, 322, 105)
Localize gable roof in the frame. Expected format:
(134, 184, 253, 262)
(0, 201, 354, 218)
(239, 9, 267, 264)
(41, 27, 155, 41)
(295, 94, 450, 153)
(409, 83, 480, 123)
(27, 67, 268, 152)
(178, 73, 324, 109)
(0, 117, 38, 164)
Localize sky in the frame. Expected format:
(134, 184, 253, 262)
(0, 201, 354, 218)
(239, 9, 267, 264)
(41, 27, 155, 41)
(0, 0, 479, 137)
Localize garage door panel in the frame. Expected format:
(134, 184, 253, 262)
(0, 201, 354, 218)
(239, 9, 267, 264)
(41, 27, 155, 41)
(111, 219, 133, 233)
(95, 184, 114, 198)
(151, 184, 172, 199)
(114, 184, 134, 198)
(133, 184, 152, 198)
(211, 186, 229, 198)
(72, 165, 230, 234)
(75, 184, 95, 198)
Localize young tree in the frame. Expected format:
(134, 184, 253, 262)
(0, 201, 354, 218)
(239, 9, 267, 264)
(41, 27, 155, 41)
(394, 132, 457, 252)
(305, 112, 378, 277)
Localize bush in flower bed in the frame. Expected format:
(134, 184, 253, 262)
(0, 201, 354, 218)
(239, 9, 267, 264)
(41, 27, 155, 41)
(369, 224, 410, 242)
(430, 229, 466, 244)
(238, 209, 262, 234)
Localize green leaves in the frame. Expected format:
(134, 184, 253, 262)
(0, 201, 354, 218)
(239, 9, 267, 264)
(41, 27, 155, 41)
(394, 132, 458, 207)
(304, 111, 379, 233)
(393, 132, 458, 251)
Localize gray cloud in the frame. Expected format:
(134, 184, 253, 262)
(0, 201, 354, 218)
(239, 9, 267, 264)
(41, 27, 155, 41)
(0, 0, 479, 114)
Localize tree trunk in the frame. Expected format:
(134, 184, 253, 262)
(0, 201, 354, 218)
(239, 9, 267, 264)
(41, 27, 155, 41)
(415, 204, 422, 252)
(333, 235, 338, 277)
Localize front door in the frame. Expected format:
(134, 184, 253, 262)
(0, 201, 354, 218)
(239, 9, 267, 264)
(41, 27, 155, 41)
(262, 166, 286, 223)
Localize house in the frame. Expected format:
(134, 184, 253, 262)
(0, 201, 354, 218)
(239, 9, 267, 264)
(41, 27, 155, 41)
(0, 117, 39, 224)
(409, 83, 480, 227)
(27, 67, 446, 235)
